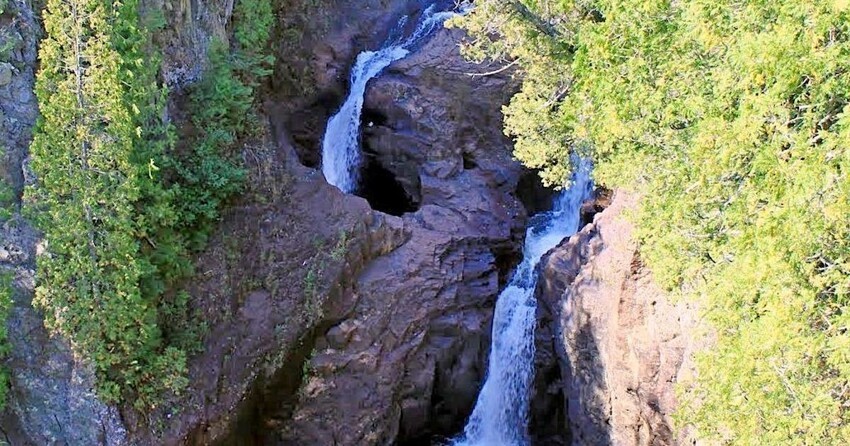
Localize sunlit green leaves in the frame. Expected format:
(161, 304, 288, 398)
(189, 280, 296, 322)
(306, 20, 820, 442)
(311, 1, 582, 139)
(29, 0, 187, 410)
(456, 0, 850, 443)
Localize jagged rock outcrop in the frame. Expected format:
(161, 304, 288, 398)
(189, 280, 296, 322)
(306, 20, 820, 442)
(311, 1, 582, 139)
(131, 163, 415, 445)
(534, 193, 702, 446)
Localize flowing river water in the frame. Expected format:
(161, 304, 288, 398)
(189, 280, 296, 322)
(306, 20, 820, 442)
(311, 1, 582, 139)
(320, 3, 593, 444)
(452, 159, 593, 446)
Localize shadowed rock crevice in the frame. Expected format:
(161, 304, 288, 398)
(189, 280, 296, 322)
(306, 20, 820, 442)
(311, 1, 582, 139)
(287, 92, 344, 169)
(462, 152, 478, 170)
(362, 108, 390, 128)
(208, 326, 321, 446)
(356, 152, 421, 216)
(516, 170, 556, 216)
(358, 106, 422, 215)
(358, 105, 423, 215)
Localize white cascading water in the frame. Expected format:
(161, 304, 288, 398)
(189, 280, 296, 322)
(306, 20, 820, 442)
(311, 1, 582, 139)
(453, 159, 594, 446)
(321, 3, 461, 192)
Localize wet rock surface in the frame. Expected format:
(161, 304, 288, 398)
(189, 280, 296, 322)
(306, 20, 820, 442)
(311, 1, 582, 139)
(534, 193, 701, 446)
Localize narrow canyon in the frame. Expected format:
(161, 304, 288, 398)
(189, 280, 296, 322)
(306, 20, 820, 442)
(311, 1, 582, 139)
(0, 1, 701, 445)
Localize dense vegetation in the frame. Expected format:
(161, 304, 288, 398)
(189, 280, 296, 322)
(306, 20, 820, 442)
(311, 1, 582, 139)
(454, 0, 850, 443)
(30, 0, 187, 407)
(28, 0, 274, 409)
(169, 0, 275, 248)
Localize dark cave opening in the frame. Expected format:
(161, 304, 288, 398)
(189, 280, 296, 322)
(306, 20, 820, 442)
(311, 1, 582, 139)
(515, 169, 557, 216)
(356, 153, 420, 216)
(462, 152, 478, 170)
(355, 107, 422, 216)
(362, 107, 390, 128)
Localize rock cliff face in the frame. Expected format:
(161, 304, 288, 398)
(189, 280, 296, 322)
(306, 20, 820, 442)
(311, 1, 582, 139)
(267, 24, 527, 444)
(534, 192, 701, 446)
(1, 1, 704, 445)
(6, 0, 529, 441)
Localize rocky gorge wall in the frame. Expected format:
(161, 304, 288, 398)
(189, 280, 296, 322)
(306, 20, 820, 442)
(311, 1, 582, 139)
(534, 192, 703, 446)
(1, 0, 533, 444)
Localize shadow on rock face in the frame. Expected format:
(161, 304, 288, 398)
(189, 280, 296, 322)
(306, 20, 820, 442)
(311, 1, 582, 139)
(357, 152, 421, 216)
(516, 170, 557, 216)
(566, 319, 613, 446)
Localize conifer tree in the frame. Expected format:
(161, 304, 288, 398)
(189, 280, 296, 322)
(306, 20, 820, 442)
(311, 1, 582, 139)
(29, 0, 186, 406)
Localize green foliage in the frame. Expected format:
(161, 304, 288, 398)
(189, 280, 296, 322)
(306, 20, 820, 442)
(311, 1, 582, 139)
(167, 0, 275, 248)
(331, 229, 349, 261)
(29, 0, 278, 411)
(0, 175, 13, 221)
(158, 290, 207, 354)
(456, 0, 850, 443)
(29, 0, 187, 410)
(233, 0, 275, 86)
(168, 41, 250, 248)
(0, 270, 13, 409)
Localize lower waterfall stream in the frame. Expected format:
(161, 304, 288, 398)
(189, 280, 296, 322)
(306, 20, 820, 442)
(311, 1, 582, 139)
(453, 160, 593, 446)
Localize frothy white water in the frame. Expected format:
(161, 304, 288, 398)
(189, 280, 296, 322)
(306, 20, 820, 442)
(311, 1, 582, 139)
(321, 4, 461, 192)
(453, 159, 594, 446)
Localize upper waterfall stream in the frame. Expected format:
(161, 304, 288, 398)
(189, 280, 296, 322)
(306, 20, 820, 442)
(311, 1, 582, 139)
(321, 3, 460, 192)
(453, 160, 594, 446)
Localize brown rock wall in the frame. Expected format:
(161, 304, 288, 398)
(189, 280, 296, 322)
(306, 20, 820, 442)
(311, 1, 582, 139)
(536, 193, 702, 446)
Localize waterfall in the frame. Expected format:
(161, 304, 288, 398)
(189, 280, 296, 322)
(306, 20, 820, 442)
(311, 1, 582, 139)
(453, 159, 594, 446)
(321, 3, 462, 193)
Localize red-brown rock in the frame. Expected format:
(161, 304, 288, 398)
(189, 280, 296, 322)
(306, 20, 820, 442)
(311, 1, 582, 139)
(535, 193, 703, 446)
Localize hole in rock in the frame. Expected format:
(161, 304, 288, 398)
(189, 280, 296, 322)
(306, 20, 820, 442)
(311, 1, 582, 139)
(356, 153, 419, 216)
(492, 245, 524, 289)
(580, 186, 613, 226)
(357, 107, 421, 216)
(362, 107, 389, 128)
(516, 169, 557, 216)
(462, 152, 477, 170)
